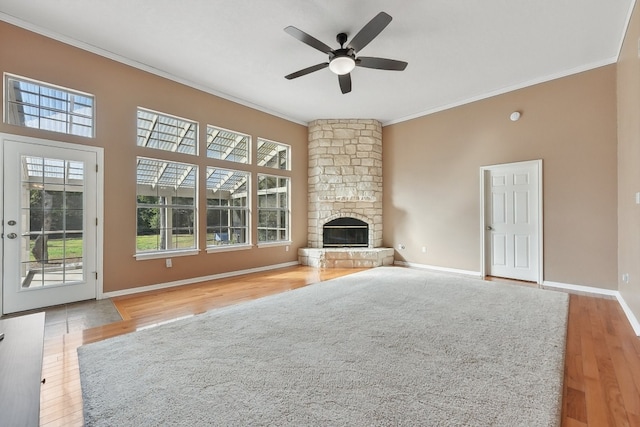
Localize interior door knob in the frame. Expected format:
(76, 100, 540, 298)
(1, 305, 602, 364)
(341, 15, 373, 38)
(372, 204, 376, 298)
(486, 226, 493, 231)
(6, 233, 17, 239)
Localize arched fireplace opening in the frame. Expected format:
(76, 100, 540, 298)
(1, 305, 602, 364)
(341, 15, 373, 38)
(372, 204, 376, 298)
(323, 217, 369, 248)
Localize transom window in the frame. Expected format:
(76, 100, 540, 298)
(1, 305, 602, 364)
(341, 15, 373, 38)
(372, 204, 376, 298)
(207, 126, 250, 164)
(137, 108, 198, 155)
(136, 157, 198, 254)
(206, 168, 250, 247)
(4, 74, 94, 138)
(257, 138, 289, 170)
(257, 174, 290, 243)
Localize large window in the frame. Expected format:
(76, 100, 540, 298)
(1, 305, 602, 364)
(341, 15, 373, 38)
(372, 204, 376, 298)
(206, 168, 250, 248)
(134, 107, 294, 254)
(257, 138, 289, 170)
(136, 157, 198, 254)
(257, 174, 290, 243)
(5, 74, 94, 137)
(207, 126, 250, 163)
(137, 108, 198, 155)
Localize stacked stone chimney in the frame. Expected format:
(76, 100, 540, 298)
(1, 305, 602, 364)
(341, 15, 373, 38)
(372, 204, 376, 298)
(307, 119, 383, 248)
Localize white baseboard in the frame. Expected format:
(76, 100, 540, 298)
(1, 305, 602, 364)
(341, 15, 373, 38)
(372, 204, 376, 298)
(542, 280, 619, 298)
(101, 261, 300, 299)
(616, 293, 640, 337)
(543, 280, 640, 337)
(394, 261, 482, 278)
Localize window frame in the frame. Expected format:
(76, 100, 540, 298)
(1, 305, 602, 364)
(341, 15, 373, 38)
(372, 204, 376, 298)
(205, 167, 251, 252)
(256, 138, 290, 171)
(134, 156, 199, 259)
(256, 173, 291, 246)
(4, 73, 95, 138)
(206, 125, 251, 164)
(136, 107, 199, 156)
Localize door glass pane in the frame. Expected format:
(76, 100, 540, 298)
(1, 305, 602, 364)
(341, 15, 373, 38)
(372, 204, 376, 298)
(20, 155, 85, 289)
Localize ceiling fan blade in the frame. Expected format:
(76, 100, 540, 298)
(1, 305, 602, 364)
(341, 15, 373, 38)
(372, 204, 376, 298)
(347, 12, 392, 52)
(357, 56, 408, 71)
(284, 26, 333, 54)
(338, 73, 352, 94)
(285, 63, 329, 80)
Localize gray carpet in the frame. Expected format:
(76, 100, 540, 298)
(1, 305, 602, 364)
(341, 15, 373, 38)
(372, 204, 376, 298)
(78, 267, 568, 426)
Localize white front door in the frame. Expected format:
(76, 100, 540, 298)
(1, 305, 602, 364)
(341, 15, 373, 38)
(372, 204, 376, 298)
(2, 136, 102, 314)
(481, 160, 542, 283)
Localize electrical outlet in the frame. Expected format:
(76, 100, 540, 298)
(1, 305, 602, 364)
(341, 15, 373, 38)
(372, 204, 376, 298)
(622, 273, 629, 283)
(285, 246, 290, 252)
(166, 258, 172, 268)
(421, 246, 427, 253)
(397, 244, 405, 250)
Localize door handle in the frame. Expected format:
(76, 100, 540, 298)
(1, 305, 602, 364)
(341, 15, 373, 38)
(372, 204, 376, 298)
(6, 233, 17, 239)
(486, 226, 493, 231)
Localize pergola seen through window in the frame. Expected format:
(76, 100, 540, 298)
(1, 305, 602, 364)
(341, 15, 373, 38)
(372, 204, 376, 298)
(135, 107, 291, 255)
(5, 74, 94, 138)
(136, 158, 197, 253)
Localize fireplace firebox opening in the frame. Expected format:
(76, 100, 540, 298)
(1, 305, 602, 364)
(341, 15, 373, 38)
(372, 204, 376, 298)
(323, 217, 369, 248)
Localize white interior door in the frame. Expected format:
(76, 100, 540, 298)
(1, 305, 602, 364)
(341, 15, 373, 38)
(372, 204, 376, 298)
(481, 160, 542, 283)
(2, 136, 101, 314)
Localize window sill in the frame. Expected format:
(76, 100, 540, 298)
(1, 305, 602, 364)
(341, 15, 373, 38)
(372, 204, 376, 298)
(206, 244, 253, 254)
(256, 241, 292, 249)
(134, 249, 200, 260)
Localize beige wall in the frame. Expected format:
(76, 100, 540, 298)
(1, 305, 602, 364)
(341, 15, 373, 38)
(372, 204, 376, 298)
(618, 3, 640, 321)
(0, 22, 308, 293)
(0, 19, 628, 305)
(383, 65, 618, 288)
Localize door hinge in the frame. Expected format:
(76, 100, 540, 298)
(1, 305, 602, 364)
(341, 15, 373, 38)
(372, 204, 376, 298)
(94, 272, 98, 280)
(96, 164, 99, 173)
(96, 218, 98, 226)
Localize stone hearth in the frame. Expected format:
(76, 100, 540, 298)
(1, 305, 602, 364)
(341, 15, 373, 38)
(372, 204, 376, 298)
(298, 248, 394, 268)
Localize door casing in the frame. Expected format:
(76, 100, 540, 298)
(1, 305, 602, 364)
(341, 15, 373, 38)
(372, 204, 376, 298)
(0, 133, 104, 315)
(479, 159, 543, 284)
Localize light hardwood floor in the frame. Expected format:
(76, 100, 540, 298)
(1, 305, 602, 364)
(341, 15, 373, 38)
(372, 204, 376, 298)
(38, 266, 640, 426)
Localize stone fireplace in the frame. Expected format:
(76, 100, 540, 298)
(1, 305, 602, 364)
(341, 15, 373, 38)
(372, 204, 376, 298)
(299, 119, 393, 268)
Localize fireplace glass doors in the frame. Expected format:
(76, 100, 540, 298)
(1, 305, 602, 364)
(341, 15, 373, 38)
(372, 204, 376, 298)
(322, 217, 368, 248)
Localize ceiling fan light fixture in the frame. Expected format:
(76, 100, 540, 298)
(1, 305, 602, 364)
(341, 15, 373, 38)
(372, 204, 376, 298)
(284, 12, 406, 93)
(329, 56, 356, 75)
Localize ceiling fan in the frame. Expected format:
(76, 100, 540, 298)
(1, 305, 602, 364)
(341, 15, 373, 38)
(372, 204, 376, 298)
(284, 12, 408, 94)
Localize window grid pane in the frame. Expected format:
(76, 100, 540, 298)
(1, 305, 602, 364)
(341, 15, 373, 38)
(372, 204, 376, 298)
(206, 167, 250, 247)
(206, 126, 250, 164)
(256, 138, 289, 170)
(137, 108, 198, 155)
(21, 155, 86, 287)
(257, 174, 289, 243)
(136, 157, 197, 253)
(5, 75, 94, 138)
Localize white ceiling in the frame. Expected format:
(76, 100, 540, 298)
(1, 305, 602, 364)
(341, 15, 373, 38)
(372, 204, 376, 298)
(0, 0, 635, 125)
